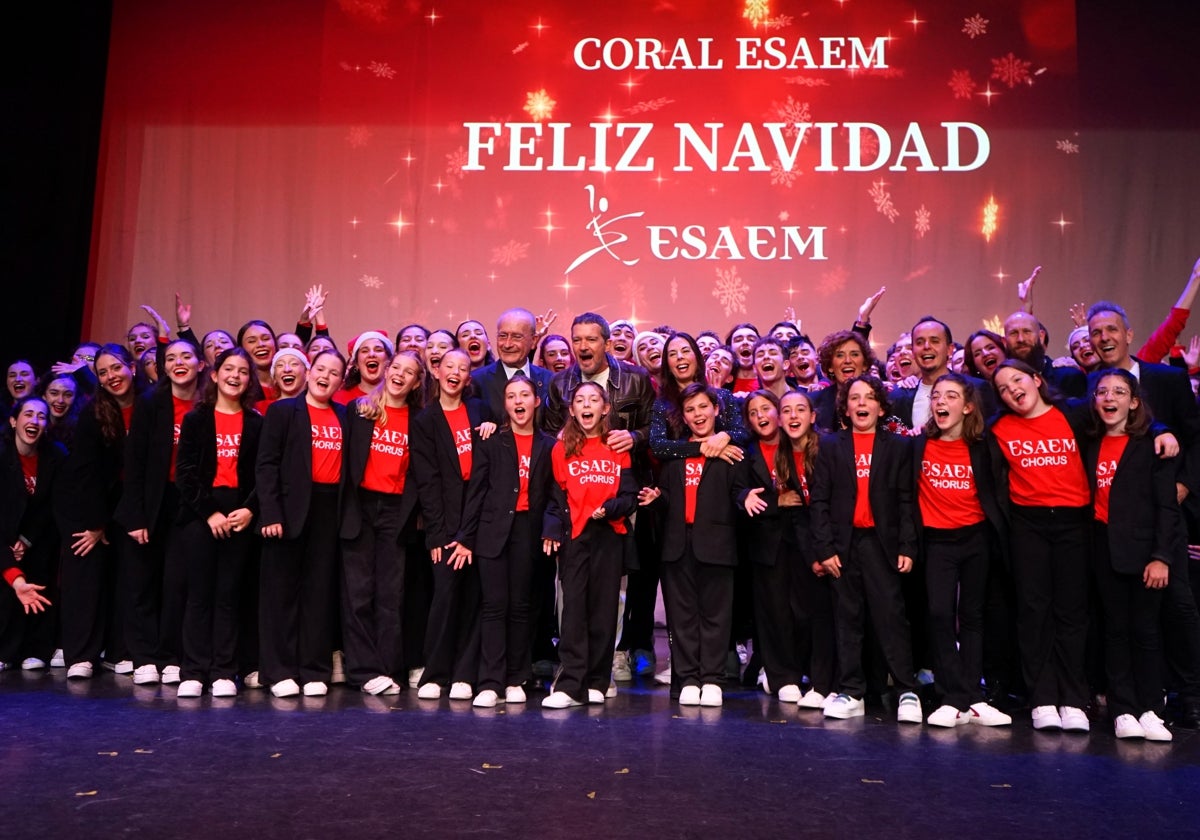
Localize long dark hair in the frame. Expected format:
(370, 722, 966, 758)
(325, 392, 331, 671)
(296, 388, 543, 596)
(744, 389, 792, 492)
(562, 381, 611, 457)
(964, 329, 1006, 379)
(659, 332, 706, 438)
(1089, 367, 1153, 439)
(91, 343, 140, 443)
(202, 348, 262, 411)
(922, 372, 985, 443)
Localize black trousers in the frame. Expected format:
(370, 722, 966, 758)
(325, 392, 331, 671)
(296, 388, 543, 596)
(619, 507, 661, 653)
(340, 489, 406, 687)
(178, 487, 254, 681)
(925, 523, 989, 710)
(830, 528, 916, 698)
(1162, 542, 1200, 704)
(662, 528, 734, 687)
(420, 549, 482, 687)
(1091, 523, 1165, 718)
(477, 512, 536, 692)
(1010, 504, 1090, 708)
(120, 483, 183, 668)
(60, 527, 122, 666)
(0, 537, 58, 663)
(556, 521, 624, 700)
(402, 530, 431, 671)
(259, 486, 339, 685)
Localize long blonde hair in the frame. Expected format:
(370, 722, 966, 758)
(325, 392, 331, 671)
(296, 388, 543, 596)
(355, 351, 424, 425)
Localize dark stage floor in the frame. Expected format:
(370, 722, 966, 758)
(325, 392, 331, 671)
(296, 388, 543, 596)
(4, 659, 1199, 838)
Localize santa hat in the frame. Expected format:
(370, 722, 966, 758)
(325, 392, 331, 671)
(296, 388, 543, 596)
(1065, 326, 1089, 354)
(271, 347, 310, 370)
(349, 330, 395, 358)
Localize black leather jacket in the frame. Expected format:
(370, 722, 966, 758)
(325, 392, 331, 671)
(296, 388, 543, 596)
(543, 354, 655, 453)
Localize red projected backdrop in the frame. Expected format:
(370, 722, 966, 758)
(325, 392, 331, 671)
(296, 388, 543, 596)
(91, 0, 1097, 349)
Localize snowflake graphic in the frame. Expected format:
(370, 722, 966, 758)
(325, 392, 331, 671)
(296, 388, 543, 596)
(983, 315, 1003, 334)
(670, 278, 678, 304)
(446, 147, 468, 178)
(817, 266, 847, 298)
(490, 240, 530, 266)
(743, 0, 769, 26)
(368, 61, 396, 79)
(620, 278, 646, 314)
(387, 295, 401, 309)
(346, 125, 373, 148)
(962, 14, 988, 39)
(761, 15, 793, 31)
(770, 96, 812, 138)
(991, 53, 1032, 88)
(948, 69, 976, 100)
(868, 180, 899, 223)
(981, 196, 1000, 242)
(337, 0, 388, 23)
(512, 41, 529, 54)
(712, 267, 749, 317)
(770, 159, 800, 188)
(914, 205, 932, 239)
(359, 274, 383, 289)
(778, 210, 790, 222)
(785, 76, 829, 87)
(523, 89, 556, 121)
(1055, 139, 1080, 154)
(624, 97, 675, 115)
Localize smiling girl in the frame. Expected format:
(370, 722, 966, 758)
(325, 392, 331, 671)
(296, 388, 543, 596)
(237, 320, 278, 402)
(336, 331, 394, 406)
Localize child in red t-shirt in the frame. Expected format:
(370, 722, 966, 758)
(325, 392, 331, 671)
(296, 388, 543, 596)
(542, 382, 638, 709)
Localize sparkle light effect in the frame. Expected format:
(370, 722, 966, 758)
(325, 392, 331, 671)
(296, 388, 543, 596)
(1052, 213, 1073, 233)
(425, 8, 441, 25)
(977, 84, 1000, 106)
(402, 150, 416, 166)
(349, 217, 360, 229)
(389, 211, 413, 239)
(743, 0, 769, 27)
(620, 74, 640, 94)
(981, 196, 1000, 242)
(530, 17, 549, 37)
(992, 267, 1009, 284)
(432, 178, 447, 194)
(524, 88, 557, 121)
(538, 207, 560, 240)
(907, 11, 924, 31)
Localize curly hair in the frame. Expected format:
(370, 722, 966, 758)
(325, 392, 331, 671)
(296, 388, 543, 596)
(817, 330, 877, 382)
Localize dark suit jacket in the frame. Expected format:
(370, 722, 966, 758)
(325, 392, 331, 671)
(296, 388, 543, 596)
(469, 361, 554, 430)
(911, 433, 1008, 562)
(543, 355, 654, 447)
(658, 455, 739, 567)
(175, 403, 262, 524)
(455, 427, 554, 554)
(890, 372, 997, 431)
(410, 397, 489, 550)
(810, 429, 917, 563)
(339, 408, 419, 541)
(0, 437, 66, 566)
(54, 405, 124, 534)
(811, 384, 841, 433)
(1042, 356, 1087, 399)
(732, 442, 812, 567)
(255, 396, 347, 540)
(115, 386, 179, 534)
(1084, 433, 1187, 574)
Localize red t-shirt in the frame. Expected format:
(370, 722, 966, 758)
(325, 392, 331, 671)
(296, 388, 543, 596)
(361, 405, 410, 495)
(684, 456, 704, 524)
(792, 450, 809, 504)
(255, 397, 275, 415)
(260, 381, 279, 402)
(19, 453, 37, 495)
(515, 431, 534, 512)
(213, 409, 243, 489)
(1094, 434, 1129, 525)
(551, 436, 631, 538)
(919, 437, 986, 529)
(121, 404, 134, 433)
(308, 404, 343, 484)
(733, 375, 758, 394)
(168, 395, 193, 482)
(444, 404, 473, 481)
(852, 432, 875, 528)
(991, 408, 1090, 508)
(759, 441, 779, 486)
(333, 385, 368, 407)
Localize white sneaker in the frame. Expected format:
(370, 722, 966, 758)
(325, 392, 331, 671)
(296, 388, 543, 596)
(654, 666, 672, 685)
(362, 675, 394, 696)
(1114, 713, 1145, 739)
(679, 685, 701, 706)
(408, 666, 425, 688)
(160, 665, 181, 685)
(777, 683, 802, 703)
(798, 690, 827, 710)
(1139, 711, 1172, 742)
(242, 671, 263, 689)
(897, 691, 923, 724)
(211, 678, 237, 697)
(112, 659, 134, 675)
(132, 664, 160, 685)
(824, 693, 865, 719)
(21, 657, 46, 670)
(473, 689, 499, 708)
(1059, 706, 1090, 733)
(700, 684, 723, 707)
(1031, 705, 1062, 730)
(51, 649, 65, 668)
(541, 691, 582, 708)
(302, 681, 328, 696)
(606, 679, 618, 699)
(927, 704, 968, 727)
(381, 679, 401, 695)
(969, 702, 1013, 727)
(505, 685, 527, 704)
(67, 662, 93, 680)
(176, 680, 203, 698)
(448, 681, 473, 700)
(271, 679, 300, 698)
(612, 650, 632, 681)
(417, 682, 442, 700)
(331, 650, 346, 684)
(756, 668, 770, 694)
(587, 688, 606, 704)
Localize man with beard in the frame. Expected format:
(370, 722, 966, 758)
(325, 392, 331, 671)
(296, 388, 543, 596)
(1003, 311, 1086, 397)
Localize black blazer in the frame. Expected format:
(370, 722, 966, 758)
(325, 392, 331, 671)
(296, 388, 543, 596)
(810, 429, 917, 563)
(175, 403, 263, 524)
(1085, 433, 1187, 575)
(116, 386, 182, 534)
(986, 399, 1091, 511)
(890, 372, 997, 431)
(542, 449, 640, 547)
(455, 427, 555, 554)
(811, 384, 841, 433)
(410, 398, 489, 551)
(469, 362, 554, 430)
(732, 442, 812, 567)
(54, 405, 125, 535)
(255, 396, 347, 540)
(911, 433, 1008, 565)
(0, 437, 66, 565)
(339, 407, 420, 541)
(657, 456, 739, 567)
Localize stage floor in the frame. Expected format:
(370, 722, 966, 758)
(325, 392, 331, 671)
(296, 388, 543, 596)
(4, 649, 1198, 838)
